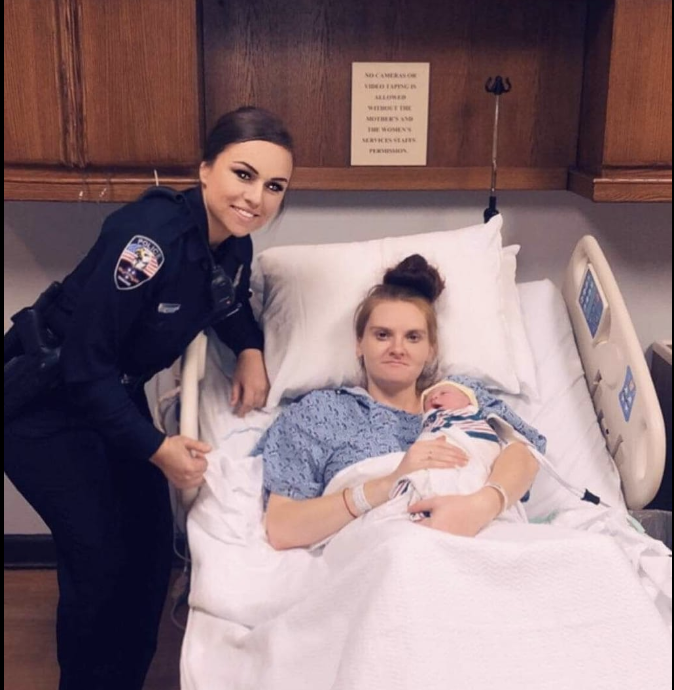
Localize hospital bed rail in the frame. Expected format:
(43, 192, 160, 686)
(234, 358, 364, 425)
(178, 331, 208, 509)
(562, 235, 665, 509)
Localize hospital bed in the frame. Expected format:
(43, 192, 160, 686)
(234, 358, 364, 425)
(172, 229, 671, 690)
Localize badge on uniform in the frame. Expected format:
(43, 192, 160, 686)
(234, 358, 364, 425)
(114, 236, 165, 290)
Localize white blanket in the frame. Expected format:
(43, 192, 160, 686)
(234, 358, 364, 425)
(186, 443, 672, 690)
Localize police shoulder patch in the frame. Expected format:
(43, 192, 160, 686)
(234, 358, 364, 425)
(114, 235, 165, 290)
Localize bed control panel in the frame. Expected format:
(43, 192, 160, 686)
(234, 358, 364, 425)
(579, 265, 607, 339)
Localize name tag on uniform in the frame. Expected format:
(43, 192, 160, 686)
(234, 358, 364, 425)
(158, 303, 181, 314)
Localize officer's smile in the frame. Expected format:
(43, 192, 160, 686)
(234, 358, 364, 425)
(232, 205, 259, 220)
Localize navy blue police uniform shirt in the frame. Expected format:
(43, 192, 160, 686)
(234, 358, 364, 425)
(52, 186, 263, 461)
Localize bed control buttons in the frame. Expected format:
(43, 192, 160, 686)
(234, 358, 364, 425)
(619, 366, 637, 422)
(579, 266, 607, 340)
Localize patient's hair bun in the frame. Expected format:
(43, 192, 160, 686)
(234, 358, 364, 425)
(383, 254, 445, 303)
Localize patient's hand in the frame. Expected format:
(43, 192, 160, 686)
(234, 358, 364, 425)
(390, 437, 468, 483)
(231, 348, 270, 417)
(150, 435, 210, 489)
(408, 489, 501, 537)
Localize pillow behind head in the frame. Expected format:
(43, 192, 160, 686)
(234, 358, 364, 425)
(256, 214, 520, 407)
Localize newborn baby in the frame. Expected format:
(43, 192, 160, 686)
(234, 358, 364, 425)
(396, 381, 527, 523)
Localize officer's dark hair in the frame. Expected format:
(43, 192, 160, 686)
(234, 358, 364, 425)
(202, 106, 294, 164)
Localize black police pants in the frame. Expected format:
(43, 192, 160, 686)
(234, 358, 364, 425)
(4, 420, 173, 690)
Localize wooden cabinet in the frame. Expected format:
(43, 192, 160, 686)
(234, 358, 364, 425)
(4, 0, 672, 201)
(203, 0, 587, 191)
(79, 0, 200, 167)
(4, 0, 201, 201)
(4, 1, 66, 166)
(570, 0, 672, 201)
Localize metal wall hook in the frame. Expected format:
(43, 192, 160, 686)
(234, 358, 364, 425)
(484, 75, 512, 223)
(485, 76, 512, 96)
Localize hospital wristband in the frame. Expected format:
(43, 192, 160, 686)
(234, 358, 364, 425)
(351, 484, 373, 516)
(483, 481, 508, 517)
(342, 488, 358, 519)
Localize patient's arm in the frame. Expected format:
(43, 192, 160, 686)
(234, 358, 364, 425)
(485, 441, 539, 507)
(266, 475, 393, 550)
(408, 441, 538, 536)
(266, 438, 469, 550)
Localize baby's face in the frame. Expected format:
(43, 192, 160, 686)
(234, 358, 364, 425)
(424, 386, 471, 412)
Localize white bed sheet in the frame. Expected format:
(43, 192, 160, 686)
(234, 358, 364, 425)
(181, 280, 665, 690)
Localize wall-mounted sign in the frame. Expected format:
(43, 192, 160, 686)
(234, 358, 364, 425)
(351, 62, 430, 166)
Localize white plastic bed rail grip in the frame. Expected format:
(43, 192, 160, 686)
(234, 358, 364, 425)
(179, 331, 208, 509)
(562, 235, 666, 509)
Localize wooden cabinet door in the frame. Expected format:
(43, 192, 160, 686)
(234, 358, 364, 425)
(602, 0, 672, 168)
(572, 0, 672, 201)
(4, 0, 66, 165)
(78, 0, 201, 167)
(579, 0, 672, 171)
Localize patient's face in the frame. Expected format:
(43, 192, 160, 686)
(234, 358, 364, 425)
(423, 385, 471, 412)
(357, 300, 433, 393)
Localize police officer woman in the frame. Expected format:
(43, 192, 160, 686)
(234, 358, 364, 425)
(4, 106, 294, 690)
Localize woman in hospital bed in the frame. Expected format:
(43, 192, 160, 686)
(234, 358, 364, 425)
(259, 254, 542, 549)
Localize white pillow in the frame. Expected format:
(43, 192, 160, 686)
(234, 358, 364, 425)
(256, 215, 520, 407)
(501, 245, 540, 400)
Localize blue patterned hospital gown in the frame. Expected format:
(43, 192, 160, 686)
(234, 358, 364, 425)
(256, 375, 546, 501)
